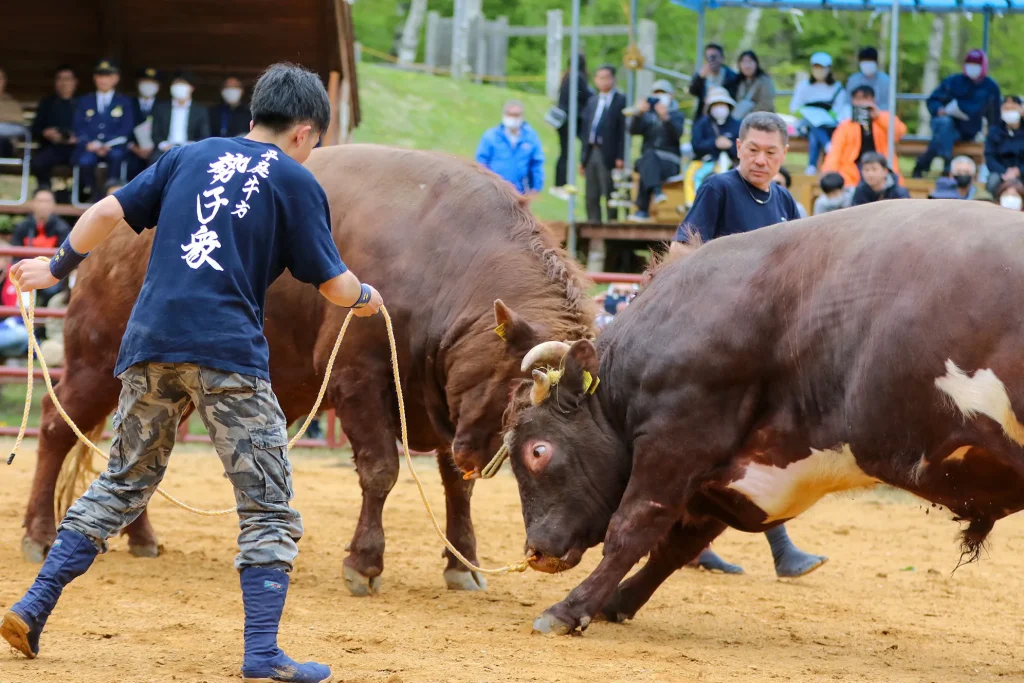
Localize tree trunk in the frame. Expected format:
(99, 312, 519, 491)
(947, 13, 962, 63)
(738, 9, 763, 53)
(918, 15, 945, 137)
(878, 12, 890, 72)
(398, 0, 428, 65)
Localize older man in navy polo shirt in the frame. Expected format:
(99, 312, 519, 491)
(670, 112, 827, 578)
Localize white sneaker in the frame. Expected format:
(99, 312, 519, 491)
(805, 165, 818, 176)
(548, 186, 570, 201)
(654, 192, 668, 205)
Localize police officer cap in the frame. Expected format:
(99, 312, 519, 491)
(94, 59, 120, 75)
(137, 67, 160, 81)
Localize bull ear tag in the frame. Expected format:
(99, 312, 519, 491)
(494, 323, 507, 341)
(582, 370, 600, 395)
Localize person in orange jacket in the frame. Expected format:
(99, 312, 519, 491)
(822, 84, 907, 187)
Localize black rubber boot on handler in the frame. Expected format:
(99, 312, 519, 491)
(767, 525, 827, 578)
(240, 568, 333, 683)
(2, 529, 98, 659)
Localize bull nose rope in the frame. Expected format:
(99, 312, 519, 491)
(10, 270, 528, 574)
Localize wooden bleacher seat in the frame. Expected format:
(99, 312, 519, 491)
(788, 173, 965, 213)
(788, 136, 985, 168)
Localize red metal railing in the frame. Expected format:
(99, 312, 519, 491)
(0, 240, 643, 448)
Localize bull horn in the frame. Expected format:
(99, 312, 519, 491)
(521, 341, 571, 373)
(531, 369, 552, 405)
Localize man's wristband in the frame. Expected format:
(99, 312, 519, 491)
(49, 237, 88, 281)
(351, 283, 372, 309)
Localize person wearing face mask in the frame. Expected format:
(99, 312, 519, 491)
(688, 43, 740, 124)
(627, 80, 685, 222)
(475, 99, 545, 197)
(790, 52, 850, 176)
(984, 96, 1024, 196)
(844, 47, 891, 112)
(994, 179, 1024, 210)
(210, 76, 252, 138)
(150, 71, 211, 165)
(691, 87, 741, 164)
(913, 49, 1001, 178)
(821, 85, 907, 189)
(929, 155, 979, 199)
(127, 67, 161, 180)
(72, 59, 135, 201)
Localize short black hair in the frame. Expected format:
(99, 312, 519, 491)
(820, 172, 845, 193)
(858, 46, 879, 61)
(250, 62, 331, 134)
(596, 64, 617, 78)
(32, 187, 54, 199)
(776, 166, 792, 188)
(739, 111, 789, 146)
(851, 85, 876, 100)
(860, 151, 889, 169)
(1005, 95, 1022, 105)
(705, 43, 725, 56)
(54, 64, 75, 77)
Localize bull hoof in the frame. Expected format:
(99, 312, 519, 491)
(532, 611, 575, 636)
(343, 564, 382, 597)
(129, 543, 160, 559)
(443, 568, 487, 592)
(21, 537, 49, 564)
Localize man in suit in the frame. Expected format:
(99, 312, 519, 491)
(151, 71, 211, 164)
(72, 59, 134, 200)
(30, 65, 78, 190)
(127, 67, 162, 179)
(579, 65, 626, 223)
(210, 75, 252, 138)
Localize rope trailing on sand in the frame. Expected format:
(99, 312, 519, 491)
(10, 265, 528, 575)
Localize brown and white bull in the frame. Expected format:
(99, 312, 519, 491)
(20, 144, 595, 596)
(503, 200, 1024, 634)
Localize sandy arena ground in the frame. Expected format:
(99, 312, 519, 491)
(1, 443, 1023, 683)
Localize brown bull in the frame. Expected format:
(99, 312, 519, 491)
(21, 144, 595, 595)
(503, 200, 1024, 634)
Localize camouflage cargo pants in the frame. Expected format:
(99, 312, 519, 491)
(60, 362, 302, 571)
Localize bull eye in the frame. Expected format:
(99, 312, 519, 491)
(524, 440, 553, 474)
(532, 445, 547, 459)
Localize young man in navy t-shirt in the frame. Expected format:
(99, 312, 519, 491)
(669, 113, 828, 581)
(2, 63, 380, 683)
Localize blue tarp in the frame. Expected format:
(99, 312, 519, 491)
(671, 0, 1024, 13)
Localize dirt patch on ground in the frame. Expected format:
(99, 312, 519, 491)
(1, 445, 1022, 682)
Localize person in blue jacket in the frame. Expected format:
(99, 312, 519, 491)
(690, 87, 741, 163)
(73, 59, 135, 200)
(984, 95, 1024, 195)
(913, 49, 1001, 178)
(475, 99, 545, 197)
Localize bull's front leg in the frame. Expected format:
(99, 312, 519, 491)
(533, 491, 680, 635)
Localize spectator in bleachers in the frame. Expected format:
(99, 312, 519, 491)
(551, 53, 591, 198)
(127, 67, 161, 180)
(733, 50, 775, 120)
(984, 96, 1024, 196)
(772, 167, 808, 217)
(210, 76, 252, 138)
(692, 87, 740, 165)
(851, 152, 909, 205)
(0, 68, 27, 159)
(913, 49, 1001, 178)
(594, 284, 636, 333)
(689, 43, 740, 124)
(475, 99, 545, 197)
(790, 52, 850, 176)
(30, 65, 78, 190)
(813, 171, 852, 215)
(845, 47, 891, 112)
(929, 155, 979, 199)
(12, 188, 71, 305)
(151, 71, 211, 164)
(627, 79, 684, 222)
(821, 85, 906, 188)
(994, 178, 1024, 211)
(72, 59, 134, 201)
(0, 251, 30, 359)
(580, 65, 626, 223)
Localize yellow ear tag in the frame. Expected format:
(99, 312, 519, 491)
(582, 371, 600, 395)
(494, 323, 507, 341)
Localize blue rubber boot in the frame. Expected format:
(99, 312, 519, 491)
(240, 568, 333, 683)
(2, 529, 99, 658)
(694, 548, 745, 574)
(767, 525, 828, 578)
